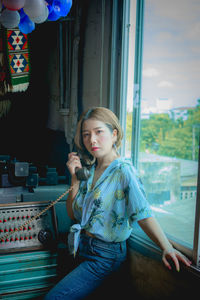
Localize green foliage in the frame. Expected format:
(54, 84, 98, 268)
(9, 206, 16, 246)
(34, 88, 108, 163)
(126, 100, 200, 161)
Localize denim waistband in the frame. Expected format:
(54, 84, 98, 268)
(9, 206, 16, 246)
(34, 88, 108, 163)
(80, 233, 127, 252)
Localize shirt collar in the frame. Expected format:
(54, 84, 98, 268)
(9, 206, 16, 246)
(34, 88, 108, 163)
(88, 157, 124, 191)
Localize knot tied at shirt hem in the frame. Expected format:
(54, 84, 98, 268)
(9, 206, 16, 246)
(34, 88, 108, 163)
(68, 223, 82, 256)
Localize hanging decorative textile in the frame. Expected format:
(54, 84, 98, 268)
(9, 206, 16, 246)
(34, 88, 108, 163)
(0, 28, 31, 118)
(5, 28, 30, 92)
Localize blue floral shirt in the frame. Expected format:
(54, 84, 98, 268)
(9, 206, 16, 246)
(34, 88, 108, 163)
(68, 157, 153, 255)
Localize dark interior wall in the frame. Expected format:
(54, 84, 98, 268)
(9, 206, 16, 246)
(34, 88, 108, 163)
(0, 21, 70, 177)
(0, 0, 112, 178)
(82, 0, 112, 110)
(28, 21, 70, 175)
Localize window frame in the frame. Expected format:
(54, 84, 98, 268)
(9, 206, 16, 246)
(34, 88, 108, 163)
(121, 0, 200, 268)
(193, 156, 200, 267)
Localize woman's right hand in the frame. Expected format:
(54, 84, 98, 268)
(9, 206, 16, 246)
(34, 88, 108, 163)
(66, 152, 82, 180)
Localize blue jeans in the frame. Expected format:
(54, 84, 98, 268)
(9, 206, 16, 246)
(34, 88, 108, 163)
(44, 234, 127, 299)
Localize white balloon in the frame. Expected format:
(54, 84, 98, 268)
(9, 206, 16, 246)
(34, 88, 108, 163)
(0, 9, 20, 28)
(23, 0, 46, 19)
(30, 5, 49, 24)
(3, 0, 26, 11)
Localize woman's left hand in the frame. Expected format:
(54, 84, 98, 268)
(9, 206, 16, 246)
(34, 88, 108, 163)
(138, 217, 192, 272)
(162, 248, 192, 271)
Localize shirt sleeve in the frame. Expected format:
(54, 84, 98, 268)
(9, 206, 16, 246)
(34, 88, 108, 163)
(122, 162, 154, 225)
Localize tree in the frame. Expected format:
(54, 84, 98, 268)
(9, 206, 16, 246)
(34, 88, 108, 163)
(126, 100, 200, 160)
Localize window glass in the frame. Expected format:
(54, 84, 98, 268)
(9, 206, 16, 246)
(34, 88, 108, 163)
(126, 0, 200, 248)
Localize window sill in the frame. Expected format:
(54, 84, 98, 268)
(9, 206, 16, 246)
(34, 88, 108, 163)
(128, 230, 200, 278)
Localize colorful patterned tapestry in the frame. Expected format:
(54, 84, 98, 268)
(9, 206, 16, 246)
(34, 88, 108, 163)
(0, 28, 30, 118)
(5, 28, 30, 92)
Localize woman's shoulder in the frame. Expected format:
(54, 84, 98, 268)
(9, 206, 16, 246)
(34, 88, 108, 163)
(116, 157, 137, 172)
(116, 158, 145, 194)
(113, 157, 139, 180)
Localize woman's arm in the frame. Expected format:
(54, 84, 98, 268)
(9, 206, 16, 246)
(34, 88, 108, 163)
(66, 175, 79, 220)
(66, 152, 81, 220)
(138, 217, 192, 271)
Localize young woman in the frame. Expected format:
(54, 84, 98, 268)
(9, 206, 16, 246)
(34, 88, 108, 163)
(45, 107, 191, 299)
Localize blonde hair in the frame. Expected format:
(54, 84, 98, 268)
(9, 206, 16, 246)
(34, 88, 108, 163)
(74, 107, 123, 165)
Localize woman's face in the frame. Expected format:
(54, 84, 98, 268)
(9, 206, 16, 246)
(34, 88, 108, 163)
(82, 118, 117, 160)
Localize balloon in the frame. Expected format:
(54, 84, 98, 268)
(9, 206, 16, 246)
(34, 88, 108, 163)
(30, 5, 49, 24)
(0, 9, 20, 28)
(46, 0, 53, 4)
(18, 15, 35, 34)
(53, 0, 72, 17)
(19, 8, 26, 19)
(23, 0, 46, 19)
(47, 7, 60, 21)
(47, 4, 53, 15)
(48, 0, 72, 21)
(3, 0, 25, 11)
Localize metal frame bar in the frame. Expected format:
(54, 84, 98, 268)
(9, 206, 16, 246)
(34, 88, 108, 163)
(109, 0, 131, 156)
(131, 0, 145, 168)
(109, 0, 119, 113)
(193, 149, 200, 267)
(59, 19, 73, 111)
(100, 0, 106, 107)
(59, 22, 64, 109)
(119, 0, 131, 157)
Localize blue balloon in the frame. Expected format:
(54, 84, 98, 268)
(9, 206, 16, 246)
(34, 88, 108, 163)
(47, 8, 60, 21)
(53, 0, 72, 17)
(48, 0, 73, 22)
(47, 4, 53, 14)
(19, 8, 26, 19)
(46, 0, 53, 5)
(18, 15, 35, 34)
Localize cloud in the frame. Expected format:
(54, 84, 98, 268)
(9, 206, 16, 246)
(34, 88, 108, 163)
(152, 0, 200, 23)
(141, 0, 200, 109)
(143, 67, 159, 77)
(191, 46, 200, 55)
(186, 22, 200, 40)
(156, 32, 175, 42)
(157, 81, 174, 88)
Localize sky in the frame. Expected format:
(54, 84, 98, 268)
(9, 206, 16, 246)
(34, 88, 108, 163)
(141, 0, 200, 111)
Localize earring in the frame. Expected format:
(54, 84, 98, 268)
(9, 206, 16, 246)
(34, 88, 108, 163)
(113, 143, 119, 155)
